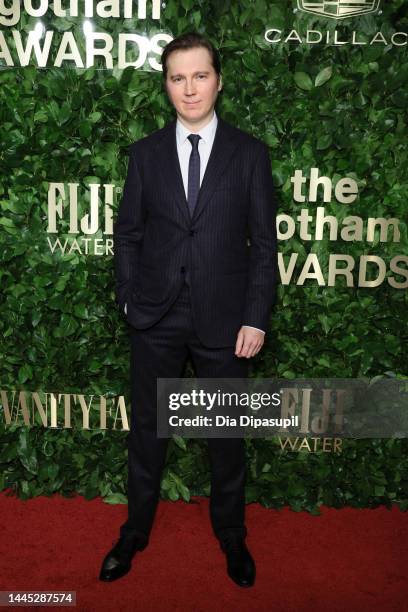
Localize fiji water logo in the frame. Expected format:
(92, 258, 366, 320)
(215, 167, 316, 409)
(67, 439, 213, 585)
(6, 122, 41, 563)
(297, 0, 381, 20)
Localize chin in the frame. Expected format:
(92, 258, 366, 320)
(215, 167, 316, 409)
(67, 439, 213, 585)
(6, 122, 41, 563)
(186, 107, 208, 115)
(182, 109, 202, 117)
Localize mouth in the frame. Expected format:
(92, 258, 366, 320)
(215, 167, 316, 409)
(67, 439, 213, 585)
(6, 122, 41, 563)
(184, 100, 200, 106)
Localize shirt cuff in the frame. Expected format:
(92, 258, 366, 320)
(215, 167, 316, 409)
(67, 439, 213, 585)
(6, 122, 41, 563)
(242, 325, 265, 334)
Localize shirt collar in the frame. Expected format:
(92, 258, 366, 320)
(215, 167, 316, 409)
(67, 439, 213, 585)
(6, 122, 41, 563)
(176, 110, 218, 146)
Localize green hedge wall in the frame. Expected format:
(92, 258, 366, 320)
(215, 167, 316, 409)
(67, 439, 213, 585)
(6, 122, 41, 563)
(1, 0, 407, 512)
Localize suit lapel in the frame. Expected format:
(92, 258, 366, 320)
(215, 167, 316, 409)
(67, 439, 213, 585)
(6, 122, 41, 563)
(155, 120, 190, 225)
(155, 116, 240, 225)
(192, 117, 239, 223)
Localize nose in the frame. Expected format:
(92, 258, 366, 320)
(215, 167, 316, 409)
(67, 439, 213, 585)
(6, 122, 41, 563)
(184, 79, 196, 95)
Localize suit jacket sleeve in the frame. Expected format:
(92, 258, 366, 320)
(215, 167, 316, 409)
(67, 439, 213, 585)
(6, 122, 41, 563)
(242, 142, 278, 332)
(113, 146, 145, 312)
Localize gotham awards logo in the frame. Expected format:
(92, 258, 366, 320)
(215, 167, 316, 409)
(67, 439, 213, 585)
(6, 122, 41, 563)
(297, 1, 381, 19)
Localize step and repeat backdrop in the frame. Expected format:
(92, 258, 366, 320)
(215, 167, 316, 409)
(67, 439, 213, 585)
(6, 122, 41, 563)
(1, 1, 407, 510)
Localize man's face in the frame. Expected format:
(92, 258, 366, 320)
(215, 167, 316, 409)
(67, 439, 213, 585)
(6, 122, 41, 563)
(165, 46, 222, 127)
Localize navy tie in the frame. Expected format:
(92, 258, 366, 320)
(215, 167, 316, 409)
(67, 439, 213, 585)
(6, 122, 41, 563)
(187, 133, 201, 218)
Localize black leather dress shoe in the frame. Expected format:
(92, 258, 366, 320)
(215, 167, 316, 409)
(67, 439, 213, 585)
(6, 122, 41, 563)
(99, 536, 147, 582)
(220, 535, 256, 587)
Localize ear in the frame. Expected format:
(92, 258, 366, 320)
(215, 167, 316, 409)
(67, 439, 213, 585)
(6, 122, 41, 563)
(218, 74, 223, 91)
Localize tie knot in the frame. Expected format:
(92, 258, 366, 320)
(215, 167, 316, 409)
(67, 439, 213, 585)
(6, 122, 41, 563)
(188, 133, 201, 149)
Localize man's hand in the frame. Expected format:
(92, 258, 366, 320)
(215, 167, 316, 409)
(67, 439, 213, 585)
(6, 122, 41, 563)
(235, 326, 265, 358)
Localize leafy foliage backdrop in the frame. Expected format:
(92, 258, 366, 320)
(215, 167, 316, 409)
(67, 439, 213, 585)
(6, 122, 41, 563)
(0, 0, 407, 512)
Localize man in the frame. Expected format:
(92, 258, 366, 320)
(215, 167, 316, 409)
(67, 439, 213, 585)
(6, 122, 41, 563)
(99, 32, 277, 587)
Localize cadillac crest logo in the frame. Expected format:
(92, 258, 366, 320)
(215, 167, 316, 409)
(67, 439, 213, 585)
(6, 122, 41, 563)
(297, 1, 381, 20)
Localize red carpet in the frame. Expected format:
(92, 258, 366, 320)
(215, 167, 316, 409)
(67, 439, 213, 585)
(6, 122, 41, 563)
(0, 490, 406, 611)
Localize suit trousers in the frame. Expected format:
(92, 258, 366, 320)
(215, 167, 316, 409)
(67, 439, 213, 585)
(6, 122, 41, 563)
(119, 281, 249, 547)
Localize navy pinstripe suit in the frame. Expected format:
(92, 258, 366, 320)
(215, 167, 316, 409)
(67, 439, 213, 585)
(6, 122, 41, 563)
(113, 115, 278, 545)
(114, 116, 277, 348)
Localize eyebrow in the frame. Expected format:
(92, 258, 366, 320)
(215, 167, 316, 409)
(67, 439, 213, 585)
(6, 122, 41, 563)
(170, 70, 210, 78)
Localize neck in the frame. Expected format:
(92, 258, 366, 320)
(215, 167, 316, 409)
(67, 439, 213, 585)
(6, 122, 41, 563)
(177, 109, 215, 133)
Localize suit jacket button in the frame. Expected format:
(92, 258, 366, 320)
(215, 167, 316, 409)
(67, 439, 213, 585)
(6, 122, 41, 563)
(180, 266, 186, 274)
(189, 230, 195, 236)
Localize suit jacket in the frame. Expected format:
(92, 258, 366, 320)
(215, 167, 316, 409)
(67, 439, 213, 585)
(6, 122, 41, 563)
(113, 115, 278, 348)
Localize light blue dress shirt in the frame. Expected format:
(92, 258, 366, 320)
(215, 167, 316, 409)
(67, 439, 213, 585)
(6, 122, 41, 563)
(124, 111, 265, 335)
